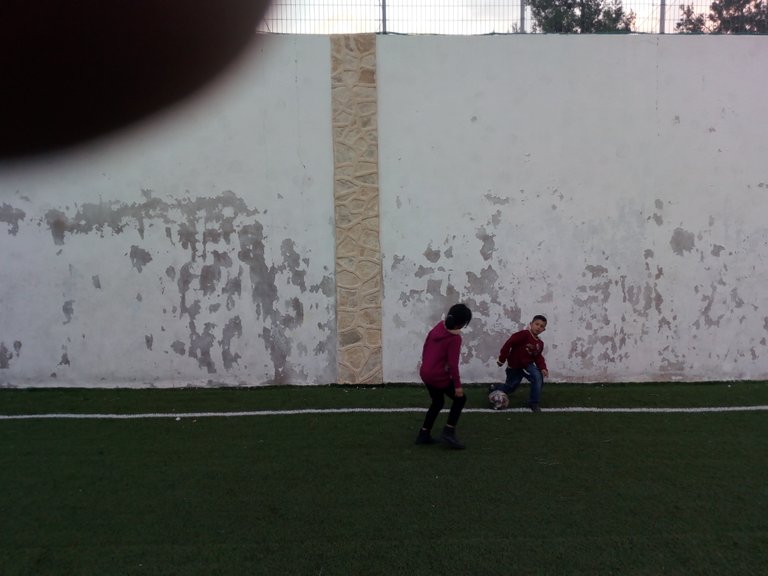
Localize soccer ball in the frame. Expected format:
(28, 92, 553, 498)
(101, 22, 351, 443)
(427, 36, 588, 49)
(488, 389, 509, 410)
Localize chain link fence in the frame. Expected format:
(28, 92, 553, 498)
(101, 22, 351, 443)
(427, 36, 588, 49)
(257, 0, 761, 35)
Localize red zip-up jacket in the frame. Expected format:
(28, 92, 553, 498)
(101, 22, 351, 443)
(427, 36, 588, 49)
(419, 322, 462, 389)
(498, 329, 547, 371)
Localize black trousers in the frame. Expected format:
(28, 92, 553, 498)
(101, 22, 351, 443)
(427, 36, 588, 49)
(422, 383, 466, 430)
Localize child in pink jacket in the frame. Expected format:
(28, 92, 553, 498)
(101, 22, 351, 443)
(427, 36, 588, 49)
(416, 303, 472, 449)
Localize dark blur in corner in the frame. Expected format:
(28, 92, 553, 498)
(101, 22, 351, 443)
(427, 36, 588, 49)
(1, 0, 272, 158)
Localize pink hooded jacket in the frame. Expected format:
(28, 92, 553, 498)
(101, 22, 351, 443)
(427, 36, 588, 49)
(419, 322, 462, 389)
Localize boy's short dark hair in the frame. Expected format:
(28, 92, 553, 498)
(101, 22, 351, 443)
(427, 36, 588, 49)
(446, 303, 472, 330)
(532, 314, 548, 324)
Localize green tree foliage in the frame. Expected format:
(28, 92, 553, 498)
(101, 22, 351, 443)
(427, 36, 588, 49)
(676, 0, 768, 33)
(528, 0, 636, 33)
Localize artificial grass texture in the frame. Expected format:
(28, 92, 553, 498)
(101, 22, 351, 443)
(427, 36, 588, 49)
(1, 380, 768, 415)
(1, 384, 767, 575)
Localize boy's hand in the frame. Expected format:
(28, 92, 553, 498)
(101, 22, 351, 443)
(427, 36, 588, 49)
(542, 369, 549, 378)
(455, 387, 464, 397)
(496, 360, 504, 367)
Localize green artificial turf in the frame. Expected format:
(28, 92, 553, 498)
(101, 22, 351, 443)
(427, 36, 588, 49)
(1, 380, 768, 415)
(1, 384, 767, 575)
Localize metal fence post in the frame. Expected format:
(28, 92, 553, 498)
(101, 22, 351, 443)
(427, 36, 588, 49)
(660, 0, 666, 33)
(382, 0, 388, 34)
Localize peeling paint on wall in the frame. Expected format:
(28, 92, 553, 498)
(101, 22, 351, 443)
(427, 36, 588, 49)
(0, 343, 12, 369)
(1, 185, 336, 386)
(0, 203, 26, 235)
(62, 301, 75, 325)
(475, 226, 495, 261)
(130, 246, 153, 272)
(379, 34, 768, 383)
(670, 228, 695, 256)
(423, 245, 441, 263)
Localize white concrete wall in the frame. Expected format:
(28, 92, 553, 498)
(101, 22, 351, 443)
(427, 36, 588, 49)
(0, 36, 336, 387)
(2, 34, 767, 387)
(379, 35, 768, 383)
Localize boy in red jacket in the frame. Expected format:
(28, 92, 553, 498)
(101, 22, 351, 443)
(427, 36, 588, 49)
(415, 303, 472, 449)
(492, 315, 549, 412)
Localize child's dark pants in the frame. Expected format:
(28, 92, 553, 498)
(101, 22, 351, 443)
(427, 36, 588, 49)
(422, 383, 466, 430)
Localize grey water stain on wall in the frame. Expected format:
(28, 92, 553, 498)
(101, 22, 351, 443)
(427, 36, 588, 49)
(423, 245, 441, 263)
(466, 266, 499, 298)
(693, 284, 725, 329)
(651, 199, 664, 226)
(670, 227, 695, 255)
(390, 254, 405, 271)
(46, 210, 69, 245)
(28, 189, 334, 384)
(221, 316, 242, 370)
(415, 265, 434, 278)
(222, 272, 242, 311)
(45, 202, 128, 245)
(238, 222, 278, 320)
(189, 322, 217, 373)
(42, 190, 259, 246)
(585, 265, 609, 279)
(483, 193, 510, 205)
(569, 264, 646, 369)
(262, 326, 290, 384)
(130, 246, 153, 272)
(576, 272, 613, 308)
(281, 239, 307, 290)
(475, 226, 495, 260)
(177, 262, 198, 320)
(233, 219, 330, 378)
(0, 203, 26, 235)
(0, 343, 12, 368)
(0, 341, 23, 369)
(283, 297, 305, 329)
(200, 251, 233, 296)
(310, 274, 335, 297)
(62, 300, 75, 324)
(620, 277, 660, 317)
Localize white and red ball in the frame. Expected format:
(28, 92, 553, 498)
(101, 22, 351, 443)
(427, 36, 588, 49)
(489, 390, 509, 410)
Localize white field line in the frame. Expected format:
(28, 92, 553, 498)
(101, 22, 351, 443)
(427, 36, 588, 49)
(1, 405, 768, 420)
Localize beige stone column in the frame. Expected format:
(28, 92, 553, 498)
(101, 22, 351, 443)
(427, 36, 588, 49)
(331, 34, 383, 384)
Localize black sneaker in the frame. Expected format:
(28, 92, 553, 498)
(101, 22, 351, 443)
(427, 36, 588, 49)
(529, 404, 541, 413)
(414, 430, 436, 445)
(440, 427, 465, 450)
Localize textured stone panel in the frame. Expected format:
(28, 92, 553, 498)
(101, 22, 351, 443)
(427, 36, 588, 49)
(332, 34, 383, 384)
